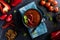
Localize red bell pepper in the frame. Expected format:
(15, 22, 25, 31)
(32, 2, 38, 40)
(0, 0, 11, 14)
(0, 3, 3, 13)
(6, 14, 12, 22)
(51, 31, 60, 40)
(0, 14, 7, 20)
(2, 21, 14, 29)
(11, 0, 22, 6)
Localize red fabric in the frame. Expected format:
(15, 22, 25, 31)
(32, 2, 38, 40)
(51, 31, 60, 40)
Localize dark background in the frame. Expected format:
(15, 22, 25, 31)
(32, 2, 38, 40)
(0, 0, 60, 40)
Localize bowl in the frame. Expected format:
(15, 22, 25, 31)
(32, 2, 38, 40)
(22, 9, 42, 28)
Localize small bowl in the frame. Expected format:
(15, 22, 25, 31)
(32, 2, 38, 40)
(22, 9, 42, 28)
